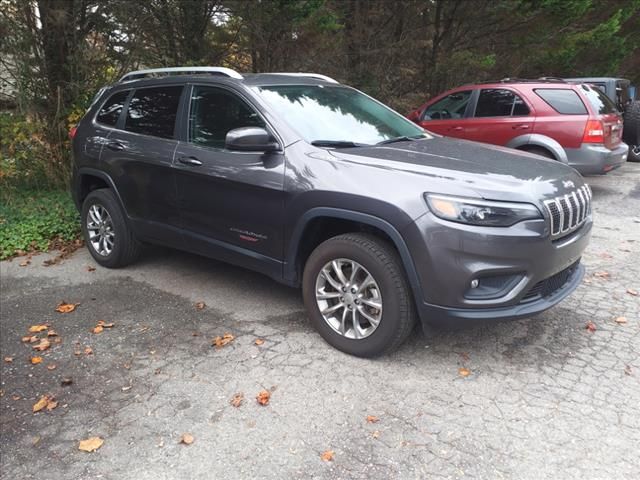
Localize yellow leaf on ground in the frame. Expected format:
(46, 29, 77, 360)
(21, 335, 37, 343)
(256, 390, 271, 406)
(195, 302, 206, 311)
(254, 339, 265, 346)
(179, 433, 194, 445)
(615, 316, 628, 324)
(3, 356, 13, 363)
(586, 321, 597, 332)
(30, 356, 42, 365)
(321, 450, 334, 461)
(594, 271, 610, 279)
(47, 364, 56, 370)
(32, 395, 54, 413)
(366, 415, 379, 423)
(78, 437, 103, 452)
(92, 325, 104, 334)
(55, 302, 79, 313)
(458, 367, 471, 377)
(627, 289, 638, 296)
(230, 393, 244, 407)
(28, 325, 48, 333)
(84, 347, 93, 355)
(212, 333, 235, 349)
(32, 339, 51, 352)
(97, 320, 114, 328)
(47, 329, 58, 337)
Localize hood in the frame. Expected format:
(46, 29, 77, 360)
(328, 137, 585, 204)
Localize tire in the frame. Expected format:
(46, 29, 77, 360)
(302, 233, 416, 357)
(522, 146, 555, 160)
(81, 189, 141, 268)
(623, 101, 640, 162)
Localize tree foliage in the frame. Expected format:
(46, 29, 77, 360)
(0, 0, 638, 187)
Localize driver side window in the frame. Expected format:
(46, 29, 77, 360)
(189, 86, 265, 148)
(423, 91, 472, 121)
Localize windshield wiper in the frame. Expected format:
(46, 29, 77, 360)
(311, 140, 369, 148)
(376, 135, 424, 145)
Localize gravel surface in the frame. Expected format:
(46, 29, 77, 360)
(1, 162, 639, 480)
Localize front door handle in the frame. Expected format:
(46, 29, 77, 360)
(512, 124, 530, 130)
(106, 141, 125, 151)
(178, 156, 202, 167)
(448, 126, 464, 132)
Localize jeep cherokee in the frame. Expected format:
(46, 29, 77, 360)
(71, 67, 592, 357)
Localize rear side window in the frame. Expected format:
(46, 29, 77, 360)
(96, 90, 129, 127)
(580, 85, 618, 114)
(125, 86, 183, 139)
(535, 89, 587, 115)
(474, 89, 530, 117)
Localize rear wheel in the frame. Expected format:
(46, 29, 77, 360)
(521, 146, 555, 160)
(81, 189, 141, 268)
(302, 233, 416, 357)
(623, 101, 640, 162)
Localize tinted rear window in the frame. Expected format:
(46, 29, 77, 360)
(125, 86, 183, 139)
(96, 90, 129, 126)
(535, 89, 587, 115)
(580, 84, 618, 114)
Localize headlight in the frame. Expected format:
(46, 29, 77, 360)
(425, 194, 542, 227)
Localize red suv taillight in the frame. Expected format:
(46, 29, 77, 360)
(582, 120, 604, 143)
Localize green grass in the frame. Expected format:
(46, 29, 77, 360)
(0, 188, 81, 260)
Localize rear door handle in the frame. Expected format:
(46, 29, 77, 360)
(106, 141, 125, 151)
(448, 126, 464, 132)
(178, 156, 202, 167)
(512, 124, 530, 130)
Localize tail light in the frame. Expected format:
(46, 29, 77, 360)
(69, 126, 78, 139)
(582, 120, 604, 143)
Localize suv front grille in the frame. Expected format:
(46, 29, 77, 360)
(520, 260, 580, 303)
(543, 185, 591, 239)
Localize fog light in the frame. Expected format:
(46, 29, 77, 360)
(470, 279, 479, 289)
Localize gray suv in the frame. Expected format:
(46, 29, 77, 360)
(71, 67, 592, 357)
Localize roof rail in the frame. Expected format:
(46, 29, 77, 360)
(119, 66, 243, 83)
(538, 76, 567, 83)
(271, 72, 339, 84)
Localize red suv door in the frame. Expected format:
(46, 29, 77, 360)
(462, 88, 535, 145)
(416, 89, 473, 139)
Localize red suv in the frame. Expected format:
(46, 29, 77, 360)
(407, 79, 628, 175)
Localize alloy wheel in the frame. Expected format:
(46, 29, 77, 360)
(86, 204, 115, 256)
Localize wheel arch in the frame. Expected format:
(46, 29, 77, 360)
(284, 208, 423, 306)
(75, 168, 129, 216)
(506, 134, 568, 163)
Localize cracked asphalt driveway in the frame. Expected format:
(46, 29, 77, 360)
(1, 163, 639, 480)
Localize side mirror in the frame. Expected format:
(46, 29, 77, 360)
(225, 127, 280, 152)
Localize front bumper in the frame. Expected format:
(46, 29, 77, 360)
(565, 142, 628, 175)
(402, 211, 592, 327)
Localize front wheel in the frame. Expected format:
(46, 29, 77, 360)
(81, 189, 141, 268)
(302, 233, 416, 357)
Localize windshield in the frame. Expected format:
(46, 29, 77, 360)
(252, 85, 427, 145)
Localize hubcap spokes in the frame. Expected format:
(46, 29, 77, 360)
(86, 204, 114, 256)
(315, 258, 382, 339)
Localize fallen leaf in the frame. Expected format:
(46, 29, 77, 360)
(47, 329, 58, 337)
(256, 390, 271, 406)
(21, 335, 37, 343)
(32, 395, 54, 413)
(254, 339, 265, 346)
(627, 289, 638, 296)
(230, 393, 244, 407)
(47, 364, 56, 370)
(84, 347, 93, 355)
(19, 259, 30, 267)
(366, 415, 379, 423)
(28, 325, 48, 333)
(86, 265, 96, 272)
(121, 385, 132, 392)
(92, 325, 104, 334)
(321, 450, 334, 462)
(614, 316, 628, 324)
(32, 436, 41, 445)
(55, 302, 79, 313)
(372, 430, 381, 439)
(458, 367, 471, 377)
(179, 433, 194, 445)
(61, 377, 73, 386)
(30, 356, 43, 365)
(212, 333, 235, 349)
(97, 320, 114, 328)
(3, 356, 13, 363)
(624, 365, 633, 376)
(195, 302, 206, 311)
(598, 252, 613, 259)
(12, 394, 20, 401)
(594, 271, 610, 279)
(78, 436, 103, 452)
(46, 399, 58, 411)
(32, 338, 51, 352)
(585, 321, 597, 332)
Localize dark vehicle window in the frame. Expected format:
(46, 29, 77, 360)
(534, 89, 588, 115)
(125, 86, 182, 139)
(475, 89, 530, 117)
(96, 90, 129, 127)
(424, 91, 472, 120)
(188, 86, 265, 148)
(581, 84, 618, 114)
